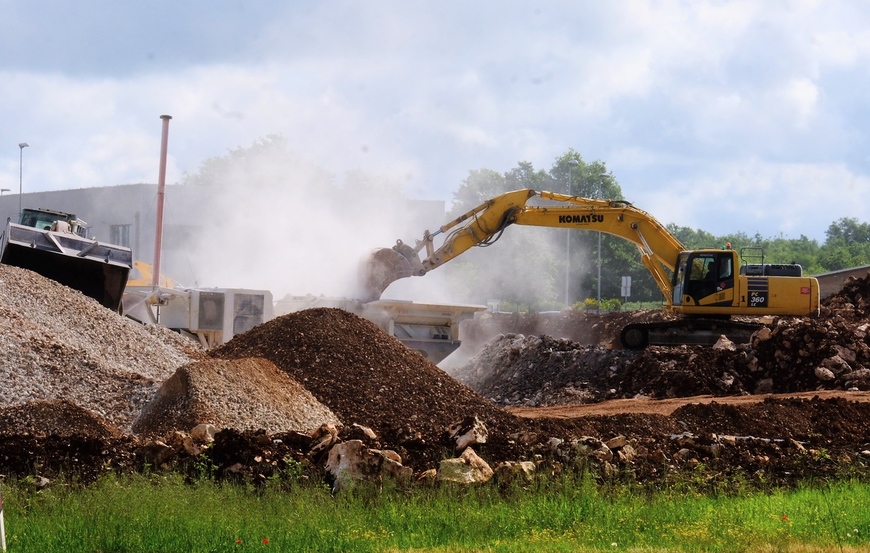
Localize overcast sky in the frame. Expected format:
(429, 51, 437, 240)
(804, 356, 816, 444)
(2, 0, 869, 243)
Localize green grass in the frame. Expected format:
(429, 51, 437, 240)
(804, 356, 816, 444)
(3, 473, 870, 552)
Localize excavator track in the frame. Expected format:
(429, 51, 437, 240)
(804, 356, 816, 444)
(619, 318, 764, 349)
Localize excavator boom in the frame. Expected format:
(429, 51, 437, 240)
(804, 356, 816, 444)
(360, 189, 683, 303)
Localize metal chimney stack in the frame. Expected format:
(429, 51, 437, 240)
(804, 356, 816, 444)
(152, 115, 172, 287)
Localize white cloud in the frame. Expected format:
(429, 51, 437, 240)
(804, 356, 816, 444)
(2, 0, 870, 245)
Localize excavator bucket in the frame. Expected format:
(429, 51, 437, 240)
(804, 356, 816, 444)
(357, 247, 416, 302)
(0, 219, 132, 312)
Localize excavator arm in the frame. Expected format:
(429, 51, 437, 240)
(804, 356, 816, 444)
(360, 188, 685, 303)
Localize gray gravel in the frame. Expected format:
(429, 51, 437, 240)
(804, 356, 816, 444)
(0, 264, 203, 432)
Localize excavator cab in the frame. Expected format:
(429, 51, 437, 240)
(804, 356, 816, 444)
(673, 250, 736, 307)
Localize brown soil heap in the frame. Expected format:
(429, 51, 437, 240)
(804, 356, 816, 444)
(0, 399, 121, 438)
(210, 308, 521, 470)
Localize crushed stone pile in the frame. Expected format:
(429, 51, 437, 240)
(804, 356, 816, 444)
(0, 264, 204, 432)
(132, 357, 342, 436)
(210, 308, 523, 470)
(454, 271, 870, 406)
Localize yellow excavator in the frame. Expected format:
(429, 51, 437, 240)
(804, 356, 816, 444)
(360, 189, 820, 348)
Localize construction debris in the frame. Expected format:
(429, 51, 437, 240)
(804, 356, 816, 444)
(1, 264, 870, 489)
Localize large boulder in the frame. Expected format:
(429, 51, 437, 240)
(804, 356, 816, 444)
(437, 447, 494, 484)
(325, 440, 412, 491)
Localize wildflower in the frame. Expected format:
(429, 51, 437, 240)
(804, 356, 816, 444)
(781, 515, 789, 521)
(236, 539, 242, 544)
(262, 538, 270, 544)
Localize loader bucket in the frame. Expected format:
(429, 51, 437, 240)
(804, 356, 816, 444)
(0, 221, 132, 312)
(357, 247, 416, 302)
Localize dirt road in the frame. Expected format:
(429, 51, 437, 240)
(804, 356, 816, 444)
(508, 389, 870, 418)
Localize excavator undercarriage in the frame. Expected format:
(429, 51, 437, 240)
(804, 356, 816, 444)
(619, 318, 765, 349)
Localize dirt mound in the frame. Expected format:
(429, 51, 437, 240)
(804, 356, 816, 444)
(669, 395, 870, 441)
(132, 357, 341, 436)
(0, 399, 122, 438)
(210, 308, 521, 470)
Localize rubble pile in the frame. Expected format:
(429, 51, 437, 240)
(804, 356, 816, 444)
(451, 334, 759, 406)
(446, 334, 635, 405)
(750, 271, 870, 393)
(454, 272, 870, 406)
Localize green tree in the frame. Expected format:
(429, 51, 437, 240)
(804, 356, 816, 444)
(818, 218, 870, 271)
(444, 151, 651, 308)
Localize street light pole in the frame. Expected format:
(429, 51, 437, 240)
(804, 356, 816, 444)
(597, 226, 602, 313)
(564, 159, 579, 308)
(18, 143, 29, 220)
(596, 172, 607, 313)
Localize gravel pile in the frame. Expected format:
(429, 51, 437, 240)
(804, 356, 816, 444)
(0, 264, 204, 433)
(132, 357, 341, 436)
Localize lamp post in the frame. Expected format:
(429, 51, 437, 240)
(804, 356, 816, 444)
(597, 224, 602, 313)
(596, 172, 607, 313)
(18, 143, 29, 219)
(564, 159, 579, 308)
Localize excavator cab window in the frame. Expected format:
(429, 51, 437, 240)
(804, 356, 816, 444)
(682, 251, 735, 305)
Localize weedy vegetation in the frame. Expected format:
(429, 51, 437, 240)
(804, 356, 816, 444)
(2, 471, 870, 552)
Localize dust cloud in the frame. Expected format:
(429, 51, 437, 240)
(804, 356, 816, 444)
(159, 146, 593, 310)
(165, 148, 451, 303)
